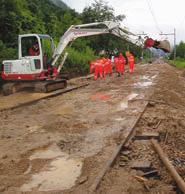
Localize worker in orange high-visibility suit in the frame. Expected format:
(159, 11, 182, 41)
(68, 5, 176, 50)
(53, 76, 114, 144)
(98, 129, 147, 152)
(114, 55, 120, 76)
(103, 58, 112, 78)
(114, 53, 125, 76)
(93, 62, 100, 80)
(107, 58, 113, 75)
(128, 54, 135, 73)
(118, 53, 126, 75)
(126, 51, 135, 74)
(90, 61, 96, 74)
(93, 59, 104, 80)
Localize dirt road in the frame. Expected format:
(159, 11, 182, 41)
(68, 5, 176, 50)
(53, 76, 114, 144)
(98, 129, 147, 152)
(0, 62, 185, 194)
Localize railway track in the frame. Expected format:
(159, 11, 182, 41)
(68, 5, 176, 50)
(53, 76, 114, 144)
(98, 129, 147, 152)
(89, 95, 185, 194)
(88, 100, 149, 193)
(0, 83, 89, 112)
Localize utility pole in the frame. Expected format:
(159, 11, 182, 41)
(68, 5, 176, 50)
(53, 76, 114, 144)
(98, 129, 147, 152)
(174, 28, 176, 60)
(159, 28, 176, 60)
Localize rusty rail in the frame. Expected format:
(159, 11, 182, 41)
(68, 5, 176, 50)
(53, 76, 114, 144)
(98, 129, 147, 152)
(89, 101, 149, 193)
(0, 83, 89, 112)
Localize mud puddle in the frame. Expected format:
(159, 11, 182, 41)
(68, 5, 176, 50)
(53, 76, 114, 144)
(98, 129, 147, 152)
(134, 74, 158, 88)
(20, 145, 83, 192)
(118, 93, 138, 110)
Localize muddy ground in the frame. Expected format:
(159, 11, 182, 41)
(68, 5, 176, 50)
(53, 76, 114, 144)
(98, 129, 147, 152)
(0, 62, 185, 194)
(97, 64, 185, 194)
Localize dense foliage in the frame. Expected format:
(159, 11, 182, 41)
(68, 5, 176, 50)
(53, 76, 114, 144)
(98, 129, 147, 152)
(175, 41, 185, 59)
(167, 41, 185, 68)
(0, 0, 142, 75)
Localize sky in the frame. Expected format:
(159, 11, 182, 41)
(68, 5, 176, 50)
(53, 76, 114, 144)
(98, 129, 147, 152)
(62, 0, 185, 44)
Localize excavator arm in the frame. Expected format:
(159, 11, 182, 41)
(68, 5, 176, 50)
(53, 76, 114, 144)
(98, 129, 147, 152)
(51, 21, 143, 71)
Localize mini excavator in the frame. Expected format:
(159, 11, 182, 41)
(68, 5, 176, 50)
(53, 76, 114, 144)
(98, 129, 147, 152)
(1, 21, 142, 95)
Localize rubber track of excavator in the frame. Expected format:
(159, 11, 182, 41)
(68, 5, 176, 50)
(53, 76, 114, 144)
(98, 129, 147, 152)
(34, 79, 67, 93)
(2, 79, 67, 95)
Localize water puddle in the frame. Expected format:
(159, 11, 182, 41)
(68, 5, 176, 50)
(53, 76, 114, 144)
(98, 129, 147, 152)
(120, 100, 128, 110)
(134, 81, 153, 88)
(127, 93, 138, 100)
(134, 74, 158, 88)
(151, 75, 158, 79)
(29, 146, 62, 160)
(54, 105, 74, 116)
(21, 146, 83, 192)
(115, 117, 126, 121)
(141, 75, 151, 80)
(118, 93, 138, 110)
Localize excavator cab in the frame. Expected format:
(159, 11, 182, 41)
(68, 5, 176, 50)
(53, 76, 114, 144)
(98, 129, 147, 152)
(1, 34, 67, 95)
(19, 34, 55, 72)
(2, 34, 55, 81)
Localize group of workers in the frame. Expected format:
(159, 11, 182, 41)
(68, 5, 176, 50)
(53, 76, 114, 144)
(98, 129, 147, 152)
(29, 42, 135, 80)
(90, 58, 113, 80)
(90, 51, 135, 80)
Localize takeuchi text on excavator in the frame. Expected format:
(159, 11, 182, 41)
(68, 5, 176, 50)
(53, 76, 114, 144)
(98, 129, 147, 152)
(1, 21, 143, 95)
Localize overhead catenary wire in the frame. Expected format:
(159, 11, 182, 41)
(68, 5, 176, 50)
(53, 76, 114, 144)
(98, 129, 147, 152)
(177, 15, 185, 43)
(177, 15, 185, 42)
(145, 0, 162, 33)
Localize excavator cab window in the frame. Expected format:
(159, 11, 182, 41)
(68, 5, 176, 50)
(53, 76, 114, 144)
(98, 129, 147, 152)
(21, 36, 40, 57)
(40, 37, 53, 69)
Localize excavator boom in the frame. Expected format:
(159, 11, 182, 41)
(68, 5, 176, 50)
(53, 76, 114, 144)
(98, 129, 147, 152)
(51, 21, 143, 70)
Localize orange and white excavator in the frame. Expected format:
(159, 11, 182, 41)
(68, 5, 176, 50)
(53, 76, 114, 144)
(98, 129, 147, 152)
(1, 21, 142, 95)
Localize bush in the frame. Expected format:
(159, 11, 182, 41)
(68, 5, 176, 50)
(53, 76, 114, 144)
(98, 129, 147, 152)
(0, 40, 17, 65)
(0, 41, 17, 87)
(168, 57, 185, 68)
(63, 47, 96, 75)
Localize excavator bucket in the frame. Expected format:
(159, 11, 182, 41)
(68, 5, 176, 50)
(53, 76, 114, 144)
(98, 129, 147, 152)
(158, 40, 171, 53)
(144, 37, 171, 53)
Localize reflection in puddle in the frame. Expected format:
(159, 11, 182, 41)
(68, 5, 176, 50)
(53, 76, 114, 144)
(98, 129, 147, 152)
(151, 75, 157, 79)
(30, 146, 62, 160)
(134, 81, 153, 88)
(118, 93, 138, 110)
(127, 93, 138, 100)
(54, 105, 74, 116)
(141, 75, 151, 80)
(21, 146, 82, 192)
(120, 100, 128, 110)
(115, 117, 126, 121)
(135, 74, 157, 88)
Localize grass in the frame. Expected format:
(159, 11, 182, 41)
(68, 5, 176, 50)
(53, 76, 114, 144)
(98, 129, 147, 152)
(169, 58, 185, 68)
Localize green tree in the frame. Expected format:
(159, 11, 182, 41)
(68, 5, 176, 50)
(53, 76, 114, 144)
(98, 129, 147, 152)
(81, 0, 125, 23)
(176, 41, 185, 59)
(81, 0, 142, 57)
(0, 0, 95, 76)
